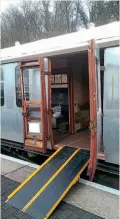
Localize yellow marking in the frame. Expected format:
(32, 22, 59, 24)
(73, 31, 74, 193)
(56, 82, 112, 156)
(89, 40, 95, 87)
(22, 148, 80, 212)
(44, 159, 89, 219)
(7, 146, 63, 200)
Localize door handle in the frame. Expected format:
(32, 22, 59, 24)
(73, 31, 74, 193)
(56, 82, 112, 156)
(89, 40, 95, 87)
(22, 106, 29, 116)
(22, 111, 28, 116)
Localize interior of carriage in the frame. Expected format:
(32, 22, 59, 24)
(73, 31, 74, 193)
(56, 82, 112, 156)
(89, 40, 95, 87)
(50, 51, 90, 150)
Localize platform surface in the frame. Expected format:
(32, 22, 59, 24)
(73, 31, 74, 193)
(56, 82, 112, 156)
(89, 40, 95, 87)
(2, 175, 103, 219)
(1, 154, 119, 219)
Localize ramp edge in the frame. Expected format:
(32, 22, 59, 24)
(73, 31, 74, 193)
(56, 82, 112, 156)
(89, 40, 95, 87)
(45, 159, 89, 219)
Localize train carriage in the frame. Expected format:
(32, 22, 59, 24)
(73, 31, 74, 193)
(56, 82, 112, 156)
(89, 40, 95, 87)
(1, 21, 119, 180)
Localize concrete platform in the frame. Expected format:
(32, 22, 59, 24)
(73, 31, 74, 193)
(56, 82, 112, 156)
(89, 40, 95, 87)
(1, 154, 119, 219)
(1, 155, 37, 182)
(1, 175, 103, 219)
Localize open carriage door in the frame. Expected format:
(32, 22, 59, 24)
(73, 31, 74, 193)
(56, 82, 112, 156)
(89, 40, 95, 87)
(88, 40, 102, 181)
(20, 58, 53, 153)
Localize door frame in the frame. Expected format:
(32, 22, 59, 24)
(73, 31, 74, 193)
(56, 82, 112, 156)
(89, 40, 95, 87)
(88, 39, 98, 181)
(68, 70, 74, 134)
(47, 59, 54, 147)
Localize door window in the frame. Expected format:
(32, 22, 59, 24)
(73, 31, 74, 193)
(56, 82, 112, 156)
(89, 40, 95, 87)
(0, 68, 4, 106)
(15, 65, 29, 107)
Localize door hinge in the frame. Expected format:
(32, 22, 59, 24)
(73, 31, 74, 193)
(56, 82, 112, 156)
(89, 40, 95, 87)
(93, 92, 96, 100)
(22, 111, 28, 117)
(89, 120, 97, 130)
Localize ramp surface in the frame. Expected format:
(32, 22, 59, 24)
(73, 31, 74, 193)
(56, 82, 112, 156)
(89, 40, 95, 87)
(7, 147, 89, 219)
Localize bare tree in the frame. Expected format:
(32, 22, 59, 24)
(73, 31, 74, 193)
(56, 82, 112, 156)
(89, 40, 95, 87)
(88, 0, 119, 26)
(51, 1, 88, 35)
(1, 0, 44, 47)
(1, 0, 119, 49)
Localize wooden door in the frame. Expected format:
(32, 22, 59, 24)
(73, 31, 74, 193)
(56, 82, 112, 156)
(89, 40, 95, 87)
(88, 40, 98, 181)
(20, 58, 48, 153)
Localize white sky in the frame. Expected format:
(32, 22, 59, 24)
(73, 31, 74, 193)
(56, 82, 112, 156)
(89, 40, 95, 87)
(1, 0, 20, 12)
(1, 0, 54, 13)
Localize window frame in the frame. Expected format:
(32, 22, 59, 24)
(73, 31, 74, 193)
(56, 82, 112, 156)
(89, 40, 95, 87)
(0, 68, 4, 107)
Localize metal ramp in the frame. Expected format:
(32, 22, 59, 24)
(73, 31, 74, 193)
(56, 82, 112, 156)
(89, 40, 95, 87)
(6, 147, 90, 219)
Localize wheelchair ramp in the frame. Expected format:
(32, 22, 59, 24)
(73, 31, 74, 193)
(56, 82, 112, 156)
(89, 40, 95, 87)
(6, 147, 89, 219)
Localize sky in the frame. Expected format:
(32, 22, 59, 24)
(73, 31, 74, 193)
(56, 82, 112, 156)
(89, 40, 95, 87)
(1, 0, 20, 12)
(1, 0, 54, 13)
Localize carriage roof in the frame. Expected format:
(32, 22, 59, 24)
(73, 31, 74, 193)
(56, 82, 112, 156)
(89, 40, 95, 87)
(1, 21, 119, 64)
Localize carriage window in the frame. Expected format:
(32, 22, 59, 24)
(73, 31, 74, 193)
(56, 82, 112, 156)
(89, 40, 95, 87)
(104, 47, 119, 109)
(15, 66, 30, 107)
(15, 66, 22, 107)
(0, 68, 4, 106)
(23, 69, 29, 101)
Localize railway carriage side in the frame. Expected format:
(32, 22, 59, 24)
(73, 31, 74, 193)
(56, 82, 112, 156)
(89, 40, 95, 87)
(1, 23, 119, 179)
